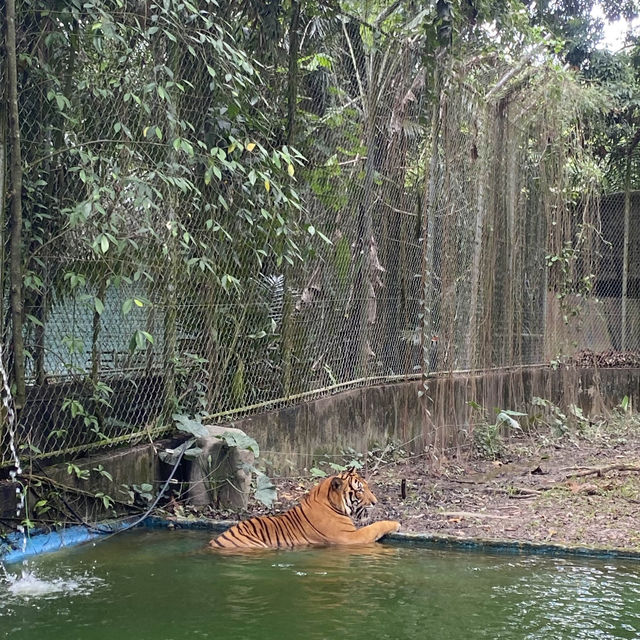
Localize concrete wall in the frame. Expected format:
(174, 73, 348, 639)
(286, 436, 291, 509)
(0, 442, 162, 522)
(223, 366, 640, 472)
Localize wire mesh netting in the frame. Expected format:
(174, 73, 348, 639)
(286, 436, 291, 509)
(1, 1, 638, 468)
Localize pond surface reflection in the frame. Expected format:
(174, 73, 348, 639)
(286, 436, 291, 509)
(2, 530, 640, 640)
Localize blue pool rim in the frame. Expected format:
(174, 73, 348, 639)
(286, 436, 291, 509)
(3, 516, 640, 564)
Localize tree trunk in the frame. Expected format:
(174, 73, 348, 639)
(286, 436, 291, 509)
(281, 0, 300, 396)
(0, 53, 7, 450)
(91, 278, 107, 383)
(621, 150, 631, 350)
(34, 21, 77, 385)
(420, 61, 442, 379)
(417, 58, 443, 457)
(466, 104, 487, 368)
(163, 203, 178, 419)
(0, 53, 7, 341)
(505, 107, 518, 364)
(281, 284, 293, 397)
(162, 38, 181, 421)
(355, 104, 376, 379)
(286, 0, 300, 146)
(6, 0, 26, 409)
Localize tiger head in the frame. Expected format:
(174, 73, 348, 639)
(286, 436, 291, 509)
(327, 468, 377, 520)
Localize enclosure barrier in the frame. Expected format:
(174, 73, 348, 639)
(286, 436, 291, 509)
(1, 1, 637, 469)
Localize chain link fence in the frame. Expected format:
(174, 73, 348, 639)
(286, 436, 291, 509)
(1, 1, 636, 468)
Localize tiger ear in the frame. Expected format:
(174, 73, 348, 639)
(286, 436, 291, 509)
(330, 476, 343, 491)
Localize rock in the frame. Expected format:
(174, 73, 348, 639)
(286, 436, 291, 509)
(187, 425, 255, 509)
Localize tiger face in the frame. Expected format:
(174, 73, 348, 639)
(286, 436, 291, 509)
(328, 468, 378, 520)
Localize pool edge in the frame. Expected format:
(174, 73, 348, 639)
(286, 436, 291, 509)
(4, 516, 640, 564)
(143, 516, 640, 561)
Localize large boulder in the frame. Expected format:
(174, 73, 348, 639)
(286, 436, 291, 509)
(187, 425, 255, 509)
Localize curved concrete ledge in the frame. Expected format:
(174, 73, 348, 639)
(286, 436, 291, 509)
(145, 516, 640, 561)
(4, 516, 640, 564)
(382, 531, 640, 561)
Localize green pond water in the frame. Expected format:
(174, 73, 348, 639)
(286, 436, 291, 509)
(2, 529, 640, 639)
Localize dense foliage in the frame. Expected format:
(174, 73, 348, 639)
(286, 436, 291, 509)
(1, 0, 639, 464)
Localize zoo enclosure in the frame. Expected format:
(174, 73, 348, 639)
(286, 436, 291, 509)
(0, 2, 637, 468)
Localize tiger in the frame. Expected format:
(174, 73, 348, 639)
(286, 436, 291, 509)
(209, 467, 400, 550)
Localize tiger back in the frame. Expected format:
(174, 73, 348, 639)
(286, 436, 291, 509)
(209, 468, 400, 550)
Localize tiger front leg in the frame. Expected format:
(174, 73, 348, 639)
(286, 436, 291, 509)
(341, 520, 401, 545)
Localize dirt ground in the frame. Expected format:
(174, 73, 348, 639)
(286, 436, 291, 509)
(178, 411, 640, 551)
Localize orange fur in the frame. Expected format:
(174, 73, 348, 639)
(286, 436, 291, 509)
(209, 469, 400, 550)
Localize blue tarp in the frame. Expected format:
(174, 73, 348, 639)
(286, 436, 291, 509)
(1, 521, 131, 565)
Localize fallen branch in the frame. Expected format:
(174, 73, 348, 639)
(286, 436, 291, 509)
(27, 473, 136, 508)
(439, 511, 510, 520)
(485, 486, 542, 498)
(564, 464, 640, 479)
(369, 442, 393, 475)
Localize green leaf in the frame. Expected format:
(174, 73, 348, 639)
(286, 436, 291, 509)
(129, 329, 154, 352)
(621, 395, 630, 412)
(26, 313, 44, 328)
(496, 412, 522, 431)
(219, 430, 260, 457)
(254, 472, 277, 508)
(93, 465, 113, 482)
(122, 298, 133, 315)
(172, 414, 209, 438)
(316, 229, 332, 244)
(100, 235, 109, 253)
(94, 298, 104, 315)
